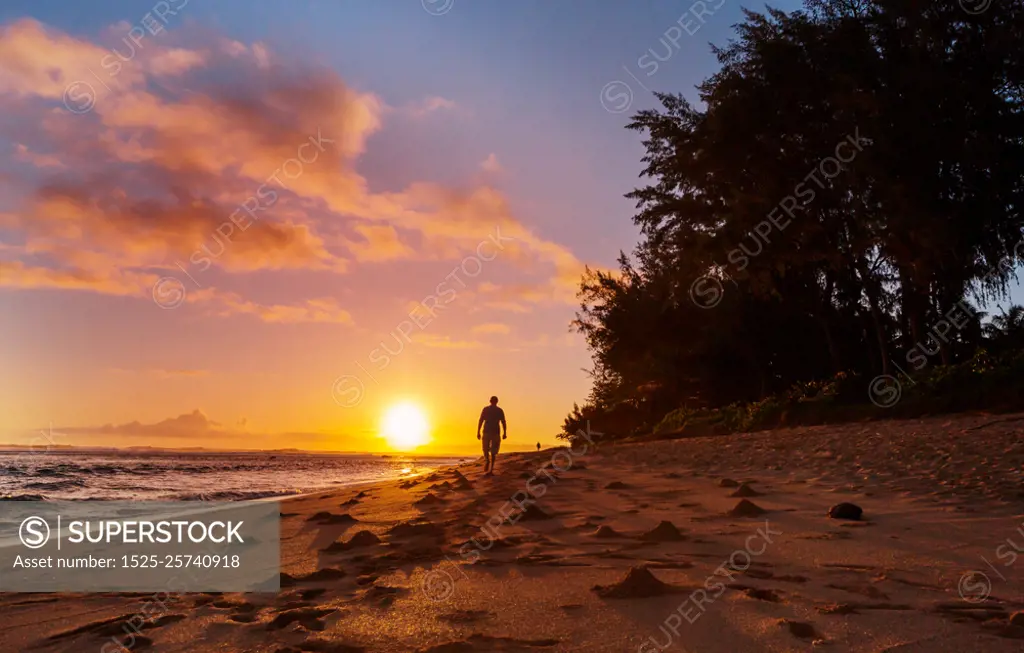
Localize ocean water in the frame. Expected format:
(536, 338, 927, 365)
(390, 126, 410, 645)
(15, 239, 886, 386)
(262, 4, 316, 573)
(0, 450, 465, 501)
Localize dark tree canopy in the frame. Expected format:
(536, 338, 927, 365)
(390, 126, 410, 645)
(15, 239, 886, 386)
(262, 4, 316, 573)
(564, 0, 1024, 439)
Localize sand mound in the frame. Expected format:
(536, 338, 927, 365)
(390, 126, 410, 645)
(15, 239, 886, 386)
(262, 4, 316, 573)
(592, 525, 624, 538)
(728, 499, 767, 517)
(388, 520, 445, 538)
(451, 477, 474, 491)
(415, 492, 444, 506)
(324, 530, 381, 552)
(730, 483, 763, 498)
(308, 512, 359, 525)
(509, 503, 553, 523)
(639, 520, 686, 542)
(592, 566, 680, 598)
(718, 478, 741, 488)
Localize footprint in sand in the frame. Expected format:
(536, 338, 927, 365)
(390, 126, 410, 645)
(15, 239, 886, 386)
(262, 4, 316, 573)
(438, 609, 493, 624)
(299, 588, 328, 600)
(361, 584, 407, 609)
(779, 619, 820, 640)
(826, 583, 889, 600)
(273, 638, 364, 652)
(817, 602, 912, 614)
(43, 613, 187, 646)
(387, 519, 445, 539)
(416, 634, 560, 652)
(727, 584, 783, 602)
(279, 568, 345, 587)
(266, 607, 337, 632)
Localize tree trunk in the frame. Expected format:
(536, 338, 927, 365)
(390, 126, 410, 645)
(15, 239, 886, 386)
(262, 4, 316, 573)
(817, 274, 843, 374)
(855, 257, 890, 375)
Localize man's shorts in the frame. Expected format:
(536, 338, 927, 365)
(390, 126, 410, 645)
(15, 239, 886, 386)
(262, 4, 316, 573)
(482, 432, 501, 456)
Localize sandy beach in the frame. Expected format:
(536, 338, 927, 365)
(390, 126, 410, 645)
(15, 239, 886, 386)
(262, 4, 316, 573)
(4, 412, 1024, 652)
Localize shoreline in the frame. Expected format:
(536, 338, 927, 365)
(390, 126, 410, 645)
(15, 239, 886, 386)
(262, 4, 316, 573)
(2, 412, 1024, 651)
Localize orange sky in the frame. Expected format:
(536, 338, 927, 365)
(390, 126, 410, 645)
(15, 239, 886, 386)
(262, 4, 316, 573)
(0, 18, 603, 454)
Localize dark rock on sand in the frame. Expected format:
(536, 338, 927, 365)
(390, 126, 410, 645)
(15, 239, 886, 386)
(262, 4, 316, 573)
(639, 521, 686, 542)
(828, 503, 863, 520)
(719, 478, 741, 488)
(729, 499, 768, 517)
(593, 566, 681, 598)
(605, 481, 630, 490)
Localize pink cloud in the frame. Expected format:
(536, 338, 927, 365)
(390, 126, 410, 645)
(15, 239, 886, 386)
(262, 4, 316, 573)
(0, 19, 589, 321)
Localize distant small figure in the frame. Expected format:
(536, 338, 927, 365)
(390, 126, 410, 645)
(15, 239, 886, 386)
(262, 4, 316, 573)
(536, 442, 541, 451)
(477, 395, 506, 476)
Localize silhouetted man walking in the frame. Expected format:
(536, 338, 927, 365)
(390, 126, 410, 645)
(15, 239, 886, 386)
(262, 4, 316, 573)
(477, 395, 506, 475)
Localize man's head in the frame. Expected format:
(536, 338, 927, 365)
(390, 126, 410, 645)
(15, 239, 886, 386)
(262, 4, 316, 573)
(489, 396, 498, 405)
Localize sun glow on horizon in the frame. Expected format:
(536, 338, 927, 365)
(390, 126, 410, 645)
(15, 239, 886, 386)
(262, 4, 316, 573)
(381, 402, 431, 451)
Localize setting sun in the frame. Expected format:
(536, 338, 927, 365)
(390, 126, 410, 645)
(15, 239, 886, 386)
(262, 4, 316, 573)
(381, 403, 431, 451)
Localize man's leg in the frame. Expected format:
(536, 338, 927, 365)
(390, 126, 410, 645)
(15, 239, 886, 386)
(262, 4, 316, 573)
(488, 435, 501, 473)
